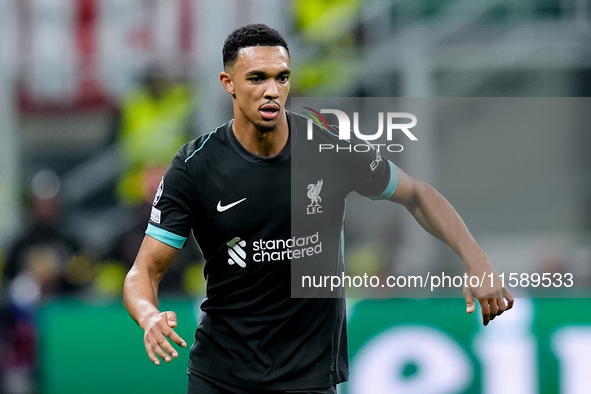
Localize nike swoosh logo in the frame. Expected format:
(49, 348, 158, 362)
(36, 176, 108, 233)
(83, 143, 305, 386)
(217, 198, 247, 212)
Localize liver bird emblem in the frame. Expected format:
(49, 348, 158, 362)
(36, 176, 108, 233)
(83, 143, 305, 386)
(307, 180, 323, 207)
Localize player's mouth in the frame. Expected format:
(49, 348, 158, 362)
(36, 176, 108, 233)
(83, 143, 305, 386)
(259, 104, 280, 120)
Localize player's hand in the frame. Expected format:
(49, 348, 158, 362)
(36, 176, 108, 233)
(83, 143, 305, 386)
(463, 265, 514, 326)
(142, 311, 187, 365)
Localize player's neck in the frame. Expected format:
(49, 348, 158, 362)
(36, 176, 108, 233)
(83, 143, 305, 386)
(232, 110, 289, 157)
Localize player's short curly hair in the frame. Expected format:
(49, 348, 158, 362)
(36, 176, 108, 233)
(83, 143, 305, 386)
(223, 24, 289, 68)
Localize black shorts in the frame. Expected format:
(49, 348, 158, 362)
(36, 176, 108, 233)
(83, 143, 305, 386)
(187, 369, 338, 394)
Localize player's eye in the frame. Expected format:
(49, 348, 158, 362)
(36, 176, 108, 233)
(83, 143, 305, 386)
(249, 76, 262, 83)
(278, 75, 289, 83)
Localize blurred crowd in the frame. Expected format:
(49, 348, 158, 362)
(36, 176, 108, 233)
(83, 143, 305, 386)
(0, 65, 205, 394)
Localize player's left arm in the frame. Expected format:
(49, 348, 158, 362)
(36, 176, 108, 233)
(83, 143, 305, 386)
(388, 165, 514, 325)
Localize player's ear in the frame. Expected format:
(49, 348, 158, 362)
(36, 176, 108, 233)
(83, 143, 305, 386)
(220, 72, 235, 97)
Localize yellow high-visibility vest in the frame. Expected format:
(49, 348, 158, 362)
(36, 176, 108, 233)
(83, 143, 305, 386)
(117, 84, 192, 205)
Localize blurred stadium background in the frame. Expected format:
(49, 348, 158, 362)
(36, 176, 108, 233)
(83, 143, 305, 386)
(1, 0, 591, 393)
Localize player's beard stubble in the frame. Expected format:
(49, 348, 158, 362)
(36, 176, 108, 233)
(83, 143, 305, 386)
(255, 121, 277, 133)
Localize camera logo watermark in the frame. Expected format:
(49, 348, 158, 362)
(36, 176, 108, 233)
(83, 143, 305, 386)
(304, 107, 418, 153)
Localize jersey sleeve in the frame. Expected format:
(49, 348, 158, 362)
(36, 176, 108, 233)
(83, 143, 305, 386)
(347, 133, 399, 200)
(145, 149, 195, 249)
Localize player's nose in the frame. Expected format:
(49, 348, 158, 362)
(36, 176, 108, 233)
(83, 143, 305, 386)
(263, 80, 280, 99)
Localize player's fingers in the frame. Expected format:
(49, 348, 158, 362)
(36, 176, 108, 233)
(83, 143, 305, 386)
(165, 311, 178, 328)
(507, 297, 515, 309)
(497, 297, 508, 313)
(152, 337, 173, 363)
(489, 299, 499, 320)
(165, 327, 187, 348)
(479, 299, 491, 326)
(463, 287, 475, 314)
(503, 288, 515, 310)
(145, 341, 160, 366)
(157, 335, 178, 360)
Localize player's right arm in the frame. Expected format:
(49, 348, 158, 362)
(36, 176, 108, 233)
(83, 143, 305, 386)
(124, 235, 187, 365)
